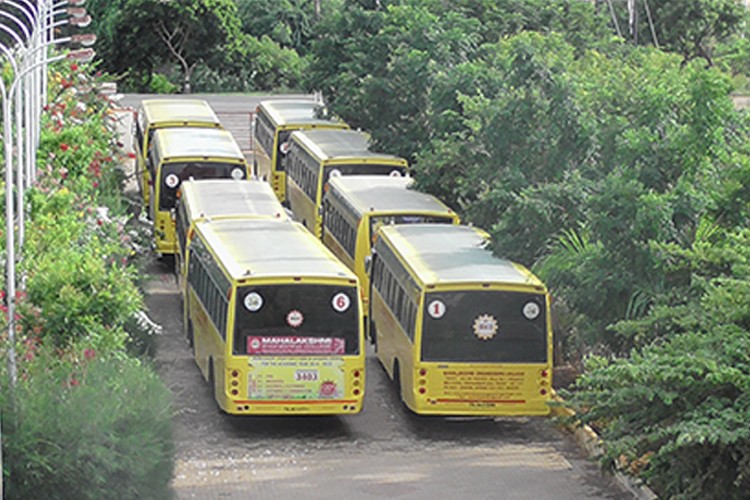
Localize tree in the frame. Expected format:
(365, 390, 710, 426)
(608, 0, 747, 65)
(86, 0, 244, 92)
(235, 0, 322, 54)
(149, 0, 244, 93)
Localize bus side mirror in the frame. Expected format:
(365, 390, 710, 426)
(364, 255, 372, 275)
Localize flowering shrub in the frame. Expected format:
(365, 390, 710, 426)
(0, 59, 174, 495)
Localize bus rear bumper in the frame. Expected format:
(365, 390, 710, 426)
(222, 399, 363, 416)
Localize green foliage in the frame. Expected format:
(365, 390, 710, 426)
(304, 1, 750, 496)
(88, 0, 245, 92)
(148, 73, 179, 94)
(1, 354, 174, 500)
(559, 223, 750, 498)
(211, 34, 305, 92)
(235, 0, 326, 54)
(609, 0, 747, 65)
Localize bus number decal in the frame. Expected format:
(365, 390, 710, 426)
(244, 292, 264, 312)
(295, 370, 319, 382)
(165, 173, 179, 188)
(428, 300, 446, 319)
(332, 292, 351, 313)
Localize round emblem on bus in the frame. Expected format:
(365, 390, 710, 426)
(165, 173, 180, 189)
(427, 300, 446, 319)
(389, 170, 402, 177)
(473, 314, 498, 340)
(286, 309, 304, 328)
(244, 292, 263, 312)
(279, 141, 291, 155)
(522, 301, 541, 320)
(332, 292, 351, 313)
(231, 168, 245, 180)
(330, 169, 342, 178)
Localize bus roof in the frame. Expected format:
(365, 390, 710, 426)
(153, 128, 245, 161)
(140, 99, 221, 126)
(258, 100, 349, 128)
(180, 179, 287, 221)
(328, 176, 456, 217)
(197, 219, 357, 282)
(378, 224, 544, 288)
(291, 129, 407, 165)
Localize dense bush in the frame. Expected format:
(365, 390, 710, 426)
(1, 355, 174, 499)
(563, 228, 750, 499)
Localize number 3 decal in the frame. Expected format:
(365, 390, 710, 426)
(332, 292, 351, 313)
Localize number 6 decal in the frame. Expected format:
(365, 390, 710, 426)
(332, 292, 351, 313)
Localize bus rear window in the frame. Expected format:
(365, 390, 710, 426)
(421, 291, 547, 363)
(159, 162, 245, 210)
(233, 285, 360, 355)
(370, 215, 452, 238)
(275, 130, 293, 171)
(324, 164, 407, 184)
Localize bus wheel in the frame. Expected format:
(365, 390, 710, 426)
(208, 359, 216, 401)
(393, 361, 402, 400)
(186, 320, 194, 349)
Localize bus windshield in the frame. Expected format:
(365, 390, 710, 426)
(234, 284, 360, 355)
(421, 291, 547, 363)
(159, 162, 245, 210)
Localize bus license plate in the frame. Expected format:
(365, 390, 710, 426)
(295, 370, 319, 382)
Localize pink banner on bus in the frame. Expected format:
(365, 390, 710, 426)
(246, 336, 345, 355)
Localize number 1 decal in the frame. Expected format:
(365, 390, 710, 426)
(428, 299, 446, 319)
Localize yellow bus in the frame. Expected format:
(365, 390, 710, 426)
(134, 99, 222, 209)
(147, 127, 250, 256)
(321, 175, 460, 340)
(285, 129, 409, 239)
(369, 224, 553, 416)
(175, 178, 288, 300)
(253, 99, 349, 203)
(185, 218, 365, 415)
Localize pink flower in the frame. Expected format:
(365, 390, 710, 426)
(60, 143, 69, 152)
(83, 348, 96, 360)
(70, 63, 79, 71)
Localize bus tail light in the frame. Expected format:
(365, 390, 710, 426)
(540, 388, 548, 396)
(418, 368, 428, 395)
(229, 369, 241, 396)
